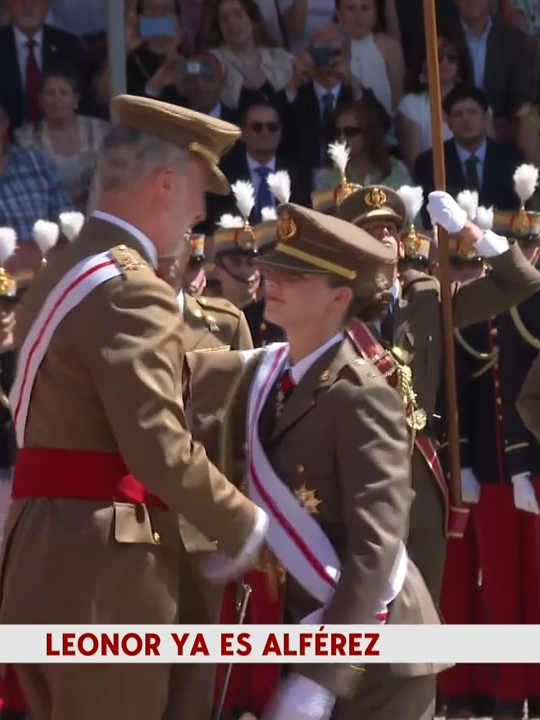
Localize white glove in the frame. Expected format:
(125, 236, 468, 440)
(263, 674, 336, 720)
(427, 191, 467, 234)
(511, 473, 540, 515)
(200, 506, 269, 581)
(461, 468, 481, 504)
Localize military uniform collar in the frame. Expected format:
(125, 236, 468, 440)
(92, 211, 158, 269)
(287, 333, 343, 385)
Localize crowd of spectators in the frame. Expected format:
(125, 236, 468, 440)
(0, 0, 539, 269)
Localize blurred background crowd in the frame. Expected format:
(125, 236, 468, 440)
(1, 0, 540, 270)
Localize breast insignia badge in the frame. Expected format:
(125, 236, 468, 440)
(295, 485, 321, 514)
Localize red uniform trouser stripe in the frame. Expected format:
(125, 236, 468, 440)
(475, 483, 540, 703)
(438, 512, 494, 700)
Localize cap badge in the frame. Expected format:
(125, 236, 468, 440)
(456, 237, 478, 260)
(276, 213, 297, 242)
(365, 187, 387, 209)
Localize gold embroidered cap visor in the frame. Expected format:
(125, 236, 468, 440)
(254, 202, 396, 280)
(337, 185, 407, 229)
(109, 94, 241, 195)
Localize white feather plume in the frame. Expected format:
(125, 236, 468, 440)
(32, 220, 59, 254)
(456, 190, 479, 221)
(261, 207, 278, 221)
(267, 170, 291, 204)
(327, 141, 350, 175)
(476, 205, 494, 231)
(217, 213, 244, 229)
(59, 211, 85, 242)
(231, 180, 255, 220)
(0, 228, 17, 265)
(513, 164, 539, 204)
(396, 185, 424, 223)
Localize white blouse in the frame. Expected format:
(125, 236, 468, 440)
(210, 46, 294, 109)
(397, 92, 452, 151)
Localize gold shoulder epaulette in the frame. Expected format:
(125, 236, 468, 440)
(197, 295, 242, 318)
(342, 356, 380, 386)
(110, 244, 148, 272)
(510, 307, 540, 350)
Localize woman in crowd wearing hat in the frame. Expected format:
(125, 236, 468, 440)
(333, 184, 540, 604)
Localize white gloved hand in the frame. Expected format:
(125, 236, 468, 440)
(427, 191, 468, 234)
(511, 473, 539, 515)
(200, 506, 269, 581)
(461, 468, 481, 504)
(263, 674, 336, 720)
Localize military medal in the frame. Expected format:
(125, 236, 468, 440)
(294, 485, 321, 514)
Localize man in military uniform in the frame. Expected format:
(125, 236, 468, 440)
(334, 185, 540, 602)
(183, 233, 208, 297)
(436, 235, 495, 719)
(0, 96, 270, 720)
(191, 201, 452, 720)
(212, 196, 283, 347)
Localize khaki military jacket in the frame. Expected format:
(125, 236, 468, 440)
(179, 292, 252, 553)
(188, 339, 450, 700)
(391, 244, 540, 424)
(0, 217, 257, 629)
(181, 292, 253, 353)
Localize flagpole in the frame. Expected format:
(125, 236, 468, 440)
(422, 0, 463, 510)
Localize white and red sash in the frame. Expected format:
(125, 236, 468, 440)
(347, 319, 470, 539)
(9, 252, 123, 448)
(247, 343, 408, 623)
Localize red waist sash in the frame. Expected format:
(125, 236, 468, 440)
(12, 448, 167, 508)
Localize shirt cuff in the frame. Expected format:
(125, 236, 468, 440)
(281, 674, 336, 718)
(239, 348, 262, 365)
(474, 229, 510, 258)
(511, 472, 531, 484)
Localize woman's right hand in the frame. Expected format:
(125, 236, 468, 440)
(287, 50, 313, 93)
(146, 57, 177, 95)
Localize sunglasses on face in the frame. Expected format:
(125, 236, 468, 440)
(250, 121, 281, 133)
(337, 125, 363, 138)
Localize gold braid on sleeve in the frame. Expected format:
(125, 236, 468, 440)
(510, 307, 540, 350)
(454, 329, 499, 378)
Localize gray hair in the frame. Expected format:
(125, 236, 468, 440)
(95, 126, 191, 193)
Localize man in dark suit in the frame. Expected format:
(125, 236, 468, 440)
(414, 84, 523, 222)
(150, 51, 240, 125)
(0, 0, 86, 129)
(454, 0, 532, 130)
(219, 99, 313, 223)
(277, 23, 359, 172)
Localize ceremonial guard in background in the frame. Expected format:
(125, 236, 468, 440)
(213, 177, 284, 347)
(208, 191, 291, 720)
(437, 194, 495, 720)
(195, 201, 452, 720)
(334, 184, 540, 602)
(396, 186, 432, 273)
(310, 142, 361, 216)
(0, 97, 270, 720)
(183, 233, 208, 297)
